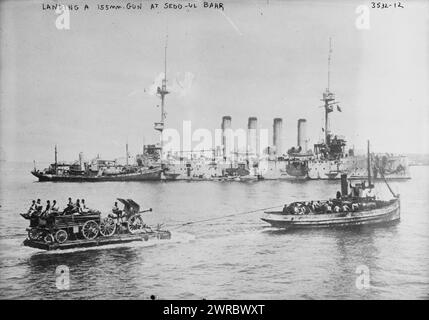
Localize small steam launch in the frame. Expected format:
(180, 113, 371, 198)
(261, 140, 401, 228)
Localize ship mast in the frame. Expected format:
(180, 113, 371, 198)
(321, 37, 339, 145)
(367, 140, 372, 187)
(327, 37, 332, 91)
(54, 145, 58, 174)
(126, 142, 129, 166)
(154, 36, 169, 164)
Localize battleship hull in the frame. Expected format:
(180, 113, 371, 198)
(259, 159, 308, 180)
(262, 198, 400, 229)
(31, 169, 162, 182)
(307, 155, 410, 180)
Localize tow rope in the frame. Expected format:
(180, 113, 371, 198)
(167, 204, 285, 229)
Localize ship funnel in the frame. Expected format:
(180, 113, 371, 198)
(79, 152, 84, 171)
(126, 143, 129, 166)
(221, 116, 232, 158)
(247, 117, 258, 156)
(341, 173, 348, 197)
(297, 118, 307, 152)
(273, 118, 283, 155)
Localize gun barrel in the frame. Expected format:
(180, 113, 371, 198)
(139, 208, 152, 213)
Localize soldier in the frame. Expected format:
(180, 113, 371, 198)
(112, 201, 120, 214)
(51, 200, 59, 213)
(35, 199, 43, 216)
(282, 204, 288, 214)
(80, 199, 89, 214)
(42, 200, 51, 216)
(109, 201, 123, 221)
(324, 202, 332, 213)
(63, 198, 74, 215)
(27, 200, 36, 215)
(75, 199, 81, 214)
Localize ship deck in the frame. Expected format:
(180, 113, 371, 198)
(23, 232, 171, 251)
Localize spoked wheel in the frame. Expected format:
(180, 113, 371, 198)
(127, 215, 144, 234)
(99, 218, 116, 237)
(55, 229, 68, 244)
(28, 228, 42, 241)
(43, 233, 55, 244)
(81, 220, 99, 240)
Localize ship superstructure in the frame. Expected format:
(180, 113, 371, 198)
(305, 39, 410, 180)
(32, 39, 410, 182)
(150, 37, 409, 181)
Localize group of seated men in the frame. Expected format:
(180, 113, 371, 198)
(25, 198, 92, 218)
(283, 199, 359, 215)
(282, 190, 376, 215)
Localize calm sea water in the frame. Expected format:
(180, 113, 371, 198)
(0, 161, 428, 299)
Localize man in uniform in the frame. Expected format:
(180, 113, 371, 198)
(42, 200, 51, 217)
(80, 199, 89, 214)
(35, 199, 43, 216)
(27, 200, 36, 216)
(109, 201, 123, 222)
(63, 198, 74, 215)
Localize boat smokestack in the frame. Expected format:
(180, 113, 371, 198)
(273, 118, 283, 155)
(221, 116, 232, 158)
(297, 118, 307, 152)
(341, 173, 348, 197)
(79, 152, 84, 171)
(54, 145, 58, 173)
(126, 143, 129, 166)
(247, 117, 258, 156)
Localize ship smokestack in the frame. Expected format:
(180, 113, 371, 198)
(247, 117, 258, 156)
(126, 143, 129, 166)
(79, 152, 84, 171)
(273, 118, 283, 155)
(297, 118, 307, 152)
(341, 173, 348, 197)
(221, 116, 232, 158)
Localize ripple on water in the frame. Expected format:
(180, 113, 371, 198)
(0, 163, 428, 299)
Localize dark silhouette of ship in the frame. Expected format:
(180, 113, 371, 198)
(32, 146, 161, 182)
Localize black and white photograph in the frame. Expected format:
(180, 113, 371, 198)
(0, 0, 428, 303)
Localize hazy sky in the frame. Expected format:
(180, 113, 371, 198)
(1, 0, 428, 162)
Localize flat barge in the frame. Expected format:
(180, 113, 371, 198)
(22, 198, 171, 251)
(23, 231, 171, 251)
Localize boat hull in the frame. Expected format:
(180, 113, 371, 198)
(261, 198, 400, 229)
(307, 155, 411, 180)
(23, 231, 171, 251)
(31, 169, 162, 182)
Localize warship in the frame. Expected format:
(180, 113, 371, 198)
(32, 39, 410, 182)
(148, 38, 410, 181)
(32, 145, 161, 182)
(283, 38, 410, 181)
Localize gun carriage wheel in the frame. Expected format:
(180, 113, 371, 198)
(99, 218, 116, 237)
(55, 229, 68, 243)
(28, 228, 43, 241)
(81, 220, 99, 240)
(43, 233, 55, 244)
(127, 215, 144, 234)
